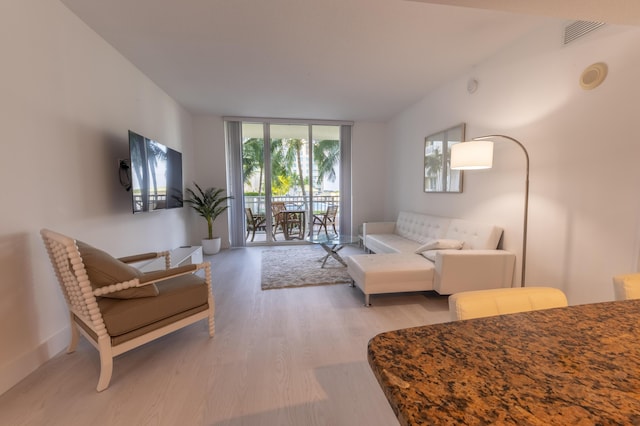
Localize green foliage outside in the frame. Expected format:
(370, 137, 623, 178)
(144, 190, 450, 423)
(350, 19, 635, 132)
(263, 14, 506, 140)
(242, 138, 339, 199)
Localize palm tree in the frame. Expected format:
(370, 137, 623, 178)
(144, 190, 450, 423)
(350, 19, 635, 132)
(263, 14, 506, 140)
(146, 140, 167, 207)
(129, 134, 147, 211)
(312, 139, 340, 186)
(242, 138, 265, 195)
(424, 145, 443, 191)
(244, 136, 341, 216)
(281, 138, 308, 209)
(269, 138, 294, 196)
(130, 136, 168, 210)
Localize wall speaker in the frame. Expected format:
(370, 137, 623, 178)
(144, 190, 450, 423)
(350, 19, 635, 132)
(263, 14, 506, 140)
(579, 62, 607, 90)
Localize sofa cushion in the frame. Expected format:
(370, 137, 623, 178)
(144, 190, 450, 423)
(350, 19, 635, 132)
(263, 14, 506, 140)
(77, 241, 159, 299)
(394, 211, 449, 244)
(346, 253, 435, 294)
(366, 233, 423, 254)
(444, 219, 503, 249)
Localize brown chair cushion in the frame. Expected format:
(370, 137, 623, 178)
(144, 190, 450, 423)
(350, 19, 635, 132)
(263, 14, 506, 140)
(76, 241, 159, 299)
(97, 273, 208, 337)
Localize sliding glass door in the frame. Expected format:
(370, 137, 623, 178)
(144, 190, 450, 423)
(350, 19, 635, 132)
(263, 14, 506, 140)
(238, 121, 346, 245)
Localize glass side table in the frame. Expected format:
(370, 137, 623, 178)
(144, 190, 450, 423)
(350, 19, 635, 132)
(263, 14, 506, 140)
(307, 234, 360, 268)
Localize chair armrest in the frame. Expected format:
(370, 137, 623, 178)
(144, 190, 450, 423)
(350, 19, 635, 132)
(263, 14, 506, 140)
(118, 250, 170, 264)
(139, 264, 198, 284)
(434, 250, 516, 295)
(92, 264, 199, 297)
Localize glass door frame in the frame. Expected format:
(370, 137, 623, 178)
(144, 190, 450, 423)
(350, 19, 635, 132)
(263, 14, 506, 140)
(230, 117, 352, 246)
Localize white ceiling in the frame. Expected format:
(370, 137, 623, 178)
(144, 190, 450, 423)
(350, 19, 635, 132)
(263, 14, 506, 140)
(58, 0, 638, 122)
(410, 0, 640, 26)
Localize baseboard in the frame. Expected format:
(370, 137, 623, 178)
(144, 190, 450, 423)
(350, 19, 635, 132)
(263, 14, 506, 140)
(0, 326, 69, 396)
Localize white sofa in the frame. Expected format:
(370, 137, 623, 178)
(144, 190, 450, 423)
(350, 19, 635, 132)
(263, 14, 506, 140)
(346, 211, 516, 305)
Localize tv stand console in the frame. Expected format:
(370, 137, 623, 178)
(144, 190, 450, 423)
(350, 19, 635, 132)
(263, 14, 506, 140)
(138, 245, 203, 272)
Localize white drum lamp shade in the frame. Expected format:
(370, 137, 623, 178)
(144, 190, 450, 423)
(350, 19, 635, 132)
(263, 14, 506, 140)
(450, 141, 494, 170)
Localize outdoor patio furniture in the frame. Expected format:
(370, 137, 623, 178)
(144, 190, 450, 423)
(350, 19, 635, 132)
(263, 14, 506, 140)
(312, 205, 338, 236)
(245, 207, 266, 242)
(271, 201, 287, 240)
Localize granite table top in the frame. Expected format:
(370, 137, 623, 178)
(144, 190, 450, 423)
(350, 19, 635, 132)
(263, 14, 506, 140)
(368, 299, 640, 425)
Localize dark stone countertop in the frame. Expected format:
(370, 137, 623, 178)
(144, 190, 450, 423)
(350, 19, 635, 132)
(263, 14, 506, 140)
(368, 299, 640, 425)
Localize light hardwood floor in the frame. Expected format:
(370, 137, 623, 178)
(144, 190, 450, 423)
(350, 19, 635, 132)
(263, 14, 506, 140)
(0, 245, 450, 426)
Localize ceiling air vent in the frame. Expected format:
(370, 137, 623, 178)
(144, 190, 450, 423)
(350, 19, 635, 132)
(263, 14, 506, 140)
(564, 21, 605, 45)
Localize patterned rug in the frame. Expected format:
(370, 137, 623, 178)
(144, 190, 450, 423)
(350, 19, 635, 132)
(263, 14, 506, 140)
(261, 245, 353, 290)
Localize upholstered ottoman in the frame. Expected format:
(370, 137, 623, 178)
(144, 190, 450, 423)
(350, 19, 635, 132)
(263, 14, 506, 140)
(346, 253, 435, 305)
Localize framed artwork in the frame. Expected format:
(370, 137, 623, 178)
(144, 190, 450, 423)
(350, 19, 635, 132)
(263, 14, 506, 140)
(424, 123, 465, 193)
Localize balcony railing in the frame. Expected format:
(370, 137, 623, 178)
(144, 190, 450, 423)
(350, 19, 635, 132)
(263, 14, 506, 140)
(244, 195, 340, 241)
(244, 195, 339, 216)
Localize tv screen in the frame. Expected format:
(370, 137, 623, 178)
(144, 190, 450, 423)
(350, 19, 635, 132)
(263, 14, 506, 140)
(128, 130, 183, 213)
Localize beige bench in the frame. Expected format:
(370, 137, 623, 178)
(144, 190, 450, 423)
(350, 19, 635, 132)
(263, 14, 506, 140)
(448, 287, 568, 321)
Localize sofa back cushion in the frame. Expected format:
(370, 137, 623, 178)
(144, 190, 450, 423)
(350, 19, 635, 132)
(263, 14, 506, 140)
(444, 219, 503, 249)
(395, 211, 449, 244)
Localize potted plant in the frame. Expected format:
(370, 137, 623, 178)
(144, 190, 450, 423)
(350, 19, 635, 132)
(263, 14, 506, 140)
(183, 183, 233, 255)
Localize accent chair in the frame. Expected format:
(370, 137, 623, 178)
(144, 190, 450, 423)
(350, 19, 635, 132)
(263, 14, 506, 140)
(40, 228, 215, 391)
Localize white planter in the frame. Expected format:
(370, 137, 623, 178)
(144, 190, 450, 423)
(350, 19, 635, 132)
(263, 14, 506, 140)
(202, 237, 221, 255)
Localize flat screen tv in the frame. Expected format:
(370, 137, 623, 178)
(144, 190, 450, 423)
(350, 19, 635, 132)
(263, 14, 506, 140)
(128, 130, 183, 213)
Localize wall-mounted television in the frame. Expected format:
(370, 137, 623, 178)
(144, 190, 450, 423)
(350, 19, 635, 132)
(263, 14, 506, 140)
(128, 130, 183, 213)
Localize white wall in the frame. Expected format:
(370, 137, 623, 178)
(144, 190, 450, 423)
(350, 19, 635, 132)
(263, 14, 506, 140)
(0, 0, 198, 394)
(351, 122, 392, 230)
(191, 116, 231, 248)
(388, 22, 640, 304)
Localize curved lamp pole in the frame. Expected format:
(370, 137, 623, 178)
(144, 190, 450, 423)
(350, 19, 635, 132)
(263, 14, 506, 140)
(450, 134, 530, 287)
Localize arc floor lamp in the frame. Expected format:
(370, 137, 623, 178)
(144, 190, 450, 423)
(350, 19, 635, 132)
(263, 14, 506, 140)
(450, 134, 529, 287)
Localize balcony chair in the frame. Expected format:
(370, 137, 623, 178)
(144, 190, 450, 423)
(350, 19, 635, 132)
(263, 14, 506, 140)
(612, 273, 640, 300)
(448, 286, 568, 321)
(40, 228, 214, 392)
(312, 204, 338, 236)
(245, 207, 266, 242)
(271, 201, 287, 240)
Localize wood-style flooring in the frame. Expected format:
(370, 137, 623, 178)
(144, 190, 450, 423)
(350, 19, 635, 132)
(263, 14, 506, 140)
(0, 245, 450, 426)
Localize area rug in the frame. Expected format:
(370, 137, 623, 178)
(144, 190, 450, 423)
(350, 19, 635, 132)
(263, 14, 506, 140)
(261, 245, 353, 290)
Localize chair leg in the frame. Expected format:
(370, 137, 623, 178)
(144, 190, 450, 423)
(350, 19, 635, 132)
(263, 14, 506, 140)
(67, 314, 79, 354)
(250, 227, 256, 242)
(96, 336, 113, 392)
(207, 274, 215, 337)
(207, 303, 215, 338)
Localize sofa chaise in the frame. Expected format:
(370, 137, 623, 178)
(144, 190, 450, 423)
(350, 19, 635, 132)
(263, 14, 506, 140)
(345, 211, 516, 305)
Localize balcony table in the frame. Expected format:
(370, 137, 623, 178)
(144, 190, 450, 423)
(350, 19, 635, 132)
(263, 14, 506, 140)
(281, 209, 305, 240)
(368, 299, 640, 425)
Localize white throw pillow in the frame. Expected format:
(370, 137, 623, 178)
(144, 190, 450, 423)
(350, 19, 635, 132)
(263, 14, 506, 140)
(414, 239, 464, 253)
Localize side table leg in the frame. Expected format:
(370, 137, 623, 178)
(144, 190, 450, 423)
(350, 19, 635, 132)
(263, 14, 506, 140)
(319, 244, 347, 268)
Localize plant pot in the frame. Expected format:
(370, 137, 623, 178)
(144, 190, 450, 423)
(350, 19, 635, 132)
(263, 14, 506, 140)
(202, 237, 221, 255)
